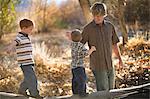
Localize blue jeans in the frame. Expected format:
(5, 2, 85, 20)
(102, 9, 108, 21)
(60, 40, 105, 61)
(92, 68, 115, 91)
(19, 65, 39, 96)
(72, 67, 87, 95)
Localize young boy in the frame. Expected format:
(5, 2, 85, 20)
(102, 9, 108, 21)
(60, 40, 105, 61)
(6, 19, 43, 99)
(70, 29, 96, 97)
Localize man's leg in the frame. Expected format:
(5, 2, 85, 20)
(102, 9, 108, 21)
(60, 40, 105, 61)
(108, 68, 115, 89)
(92, 70, 109, 91)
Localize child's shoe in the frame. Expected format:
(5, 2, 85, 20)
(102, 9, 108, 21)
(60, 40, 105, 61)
(79, 92, 89, 97)
(31, 95, 44, 99)
(18, 91, 28, 97)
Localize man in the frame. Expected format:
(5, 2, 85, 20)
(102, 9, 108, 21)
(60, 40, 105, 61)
(81, 2, 123, 91)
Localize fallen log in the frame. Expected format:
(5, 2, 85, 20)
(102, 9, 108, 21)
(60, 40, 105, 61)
(0, 83, 149, 99)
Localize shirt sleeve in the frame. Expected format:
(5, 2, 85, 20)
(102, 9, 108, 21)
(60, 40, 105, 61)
(112, 25, 119, 45)
(81, 46, 88, 58)
(81, 27, 89, 44)
(14, 36, 21, 46)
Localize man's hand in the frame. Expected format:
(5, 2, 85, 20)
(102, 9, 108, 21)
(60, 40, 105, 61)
(118, 58, 124, 69)
(112, 44, 124, 69)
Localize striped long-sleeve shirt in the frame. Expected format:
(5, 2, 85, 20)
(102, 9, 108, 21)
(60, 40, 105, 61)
(15, 32, 34, 66)
(71, 42, 88, 69)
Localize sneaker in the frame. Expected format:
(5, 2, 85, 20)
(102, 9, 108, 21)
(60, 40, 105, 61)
(18, 91, 29, 97)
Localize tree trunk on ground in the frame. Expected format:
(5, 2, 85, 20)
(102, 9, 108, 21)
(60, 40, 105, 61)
(78, 0, 92, 23)
(1, 83, 150, 99)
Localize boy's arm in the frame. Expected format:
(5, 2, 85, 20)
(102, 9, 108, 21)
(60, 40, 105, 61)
(88, 46, 96, 55)
(82, 46, 96, 57)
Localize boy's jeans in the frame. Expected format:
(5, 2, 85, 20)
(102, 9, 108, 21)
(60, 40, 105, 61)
(19, 65, 39, 97)
(72, 67, 87, 95)
(92, 68, 115, 91)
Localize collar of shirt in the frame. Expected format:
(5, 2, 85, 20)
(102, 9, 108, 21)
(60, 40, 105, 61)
(92, 20, 106, 27)
(19, 32, 29, 37)
(71, 41, 83, 50)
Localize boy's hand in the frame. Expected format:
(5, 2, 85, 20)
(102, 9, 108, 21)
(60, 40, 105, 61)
(6, 47, 12, 54)
(91, 46, 96, 51)
(0, 46, 11, 55)
(4, 42, 16, 54)
(66, 31, 72, 40)
(88, 46, 96, 55)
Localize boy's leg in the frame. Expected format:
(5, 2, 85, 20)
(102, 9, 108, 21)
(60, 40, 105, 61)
(18, 66, 28, 95)
(75, 67, 87, 95)
(72, 69, 78, 94)
(18, 79, 28, 95)
(21, 65, 40, 97)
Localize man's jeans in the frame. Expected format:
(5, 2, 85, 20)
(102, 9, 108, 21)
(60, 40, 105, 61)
(72, 67, 87, 95)
(19, 65, 39, 97)
(92, 68, 115, 91)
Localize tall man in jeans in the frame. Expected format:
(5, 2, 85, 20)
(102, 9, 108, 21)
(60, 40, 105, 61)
(81, 2, 123, 91)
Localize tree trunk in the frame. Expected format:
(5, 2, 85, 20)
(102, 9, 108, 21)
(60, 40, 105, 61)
(43, 0, 47, 32)
(118, 17, 128, 45)
(118, 0, 128, 45)
(78, 0, 92, 23)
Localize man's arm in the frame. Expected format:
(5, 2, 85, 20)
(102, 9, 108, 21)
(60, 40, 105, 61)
(81, 28, 89, 44)
(112, 44, 123, 68)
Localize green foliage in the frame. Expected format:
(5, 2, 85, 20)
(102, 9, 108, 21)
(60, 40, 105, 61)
(53, 18, 68, 29)
(0, 0, 20, 39)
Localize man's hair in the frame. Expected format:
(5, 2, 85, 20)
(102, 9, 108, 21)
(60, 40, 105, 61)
(19, 19, 33, 29)
(90, 2, 107, 16)
(71, 29, 82, 42)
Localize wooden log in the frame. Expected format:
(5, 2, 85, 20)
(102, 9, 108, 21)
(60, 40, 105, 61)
(0, 92, 27, 99)
(0, 83, 149, 99)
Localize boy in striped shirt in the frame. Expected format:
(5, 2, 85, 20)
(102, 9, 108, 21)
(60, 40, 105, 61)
(6, 19, 43, 99)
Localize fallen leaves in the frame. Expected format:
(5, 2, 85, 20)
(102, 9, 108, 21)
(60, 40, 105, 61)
(116, 38, 150, 88)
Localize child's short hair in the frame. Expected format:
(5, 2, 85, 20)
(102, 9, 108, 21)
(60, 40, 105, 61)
(71, 29, 82, 42)
(90, 2, 107, 17)
(19, 19, 33, 29)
